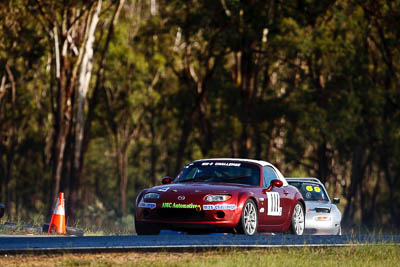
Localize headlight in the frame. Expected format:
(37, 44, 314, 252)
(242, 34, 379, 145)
(144, 193, 160, 200)
(205, 194, 231, 202)
(314, 216, 331, 221)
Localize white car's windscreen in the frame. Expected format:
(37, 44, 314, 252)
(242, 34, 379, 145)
(289, 182, 329, 202)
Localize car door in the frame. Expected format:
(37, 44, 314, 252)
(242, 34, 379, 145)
(258, 166, 286, 226)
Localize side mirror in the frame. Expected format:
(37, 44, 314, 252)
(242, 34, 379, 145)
(161, 176, 173, 184)
(333, 198, 340, 204)
(271, 179, 283, 188)
(262, 179, 284, 193)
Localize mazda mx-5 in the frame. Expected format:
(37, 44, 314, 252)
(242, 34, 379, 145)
(286, 177, 342, 235)
(135, 158, 305, 235)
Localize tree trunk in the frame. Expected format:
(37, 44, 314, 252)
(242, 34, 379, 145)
(117, 139, 129, 217)
(362, 170, 380, 229)
(381, 151, 397, 228)
(317, 141, 330, 184)
(81, 0, 126, 159)
(342, 146, 370, 227)
(175, 118, 193, 174)
(150, 111, 157, 186)
(69, 0, 102, 223)
(49, 47, 73, 219)
(5, 151, 14, 219)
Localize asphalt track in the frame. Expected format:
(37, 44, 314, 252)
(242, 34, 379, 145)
(1, 234, 399, 253)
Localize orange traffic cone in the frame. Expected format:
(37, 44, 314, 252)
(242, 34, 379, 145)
(48, 192, 66, 234)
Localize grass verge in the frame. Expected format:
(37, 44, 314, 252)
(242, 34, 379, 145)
(1, 245, 400, 266)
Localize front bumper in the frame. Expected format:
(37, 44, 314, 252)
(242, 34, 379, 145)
(136, 201, 240, 230)
(305, 213, 340, 235)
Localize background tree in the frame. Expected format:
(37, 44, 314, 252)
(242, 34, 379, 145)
(0, 0, 399, 232)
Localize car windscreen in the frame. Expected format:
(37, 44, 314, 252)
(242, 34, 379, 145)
(288, 182, 329, 202)
(175, 161, 260, 186)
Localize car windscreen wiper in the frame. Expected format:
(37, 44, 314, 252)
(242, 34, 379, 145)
(178, 175, 213, 183)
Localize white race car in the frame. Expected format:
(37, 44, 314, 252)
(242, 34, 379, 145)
(286, 178, 342, 235)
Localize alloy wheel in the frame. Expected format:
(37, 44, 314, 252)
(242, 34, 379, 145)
(243, 201, 257, 235)
(292, 203, 304, 235)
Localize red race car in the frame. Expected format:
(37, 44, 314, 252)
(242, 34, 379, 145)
(135, 158, 305, 235)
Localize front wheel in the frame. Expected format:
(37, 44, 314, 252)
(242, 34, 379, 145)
(237, 199, 258, 235)
(290, 202, 304, 235)
(135, 216, 160, 235)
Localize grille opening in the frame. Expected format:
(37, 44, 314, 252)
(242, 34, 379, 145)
(158, 209, 205, 220)
(216, 211, 225, 218)
(143, 210, 150, 217)
(315, 207, 331, 213)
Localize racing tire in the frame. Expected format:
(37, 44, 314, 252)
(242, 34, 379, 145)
(135, 216, 160, 235)
(237, 199, 258, 235)
(290, 202, 305, 235)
